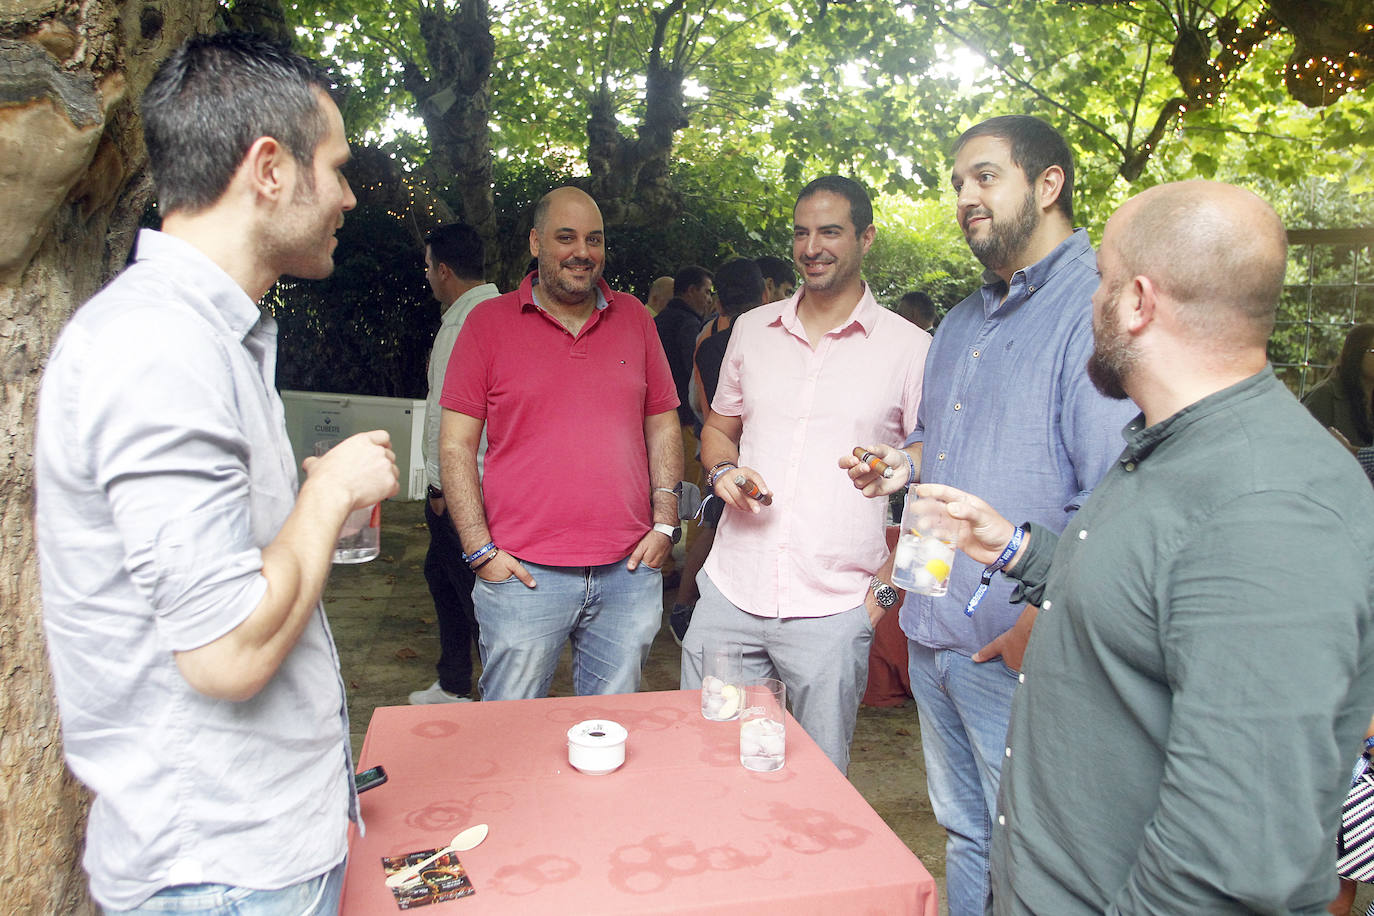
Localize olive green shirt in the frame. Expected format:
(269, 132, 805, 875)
(993, 368, 1374, 914)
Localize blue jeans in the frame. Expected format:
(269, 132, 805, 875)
(907, 643, 1018, 916)
(109, 858, 344, 915)
(473, 556, 662, 700)
(681, 572, 873, 774)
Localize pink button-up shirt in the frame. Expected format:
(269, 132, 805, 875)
(705, 286, 931, 618)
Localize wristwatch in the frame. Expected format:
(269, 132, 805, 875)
(652, 523, 682, 544)
(427, 484, 443, 500)
(869, 576, 898, 609)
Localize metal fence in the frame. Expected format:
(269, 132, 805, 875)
(1271, 228, 1374, 398)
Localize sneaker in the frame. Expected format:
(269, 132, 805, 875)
(668, 604, 693, 647)
(408, 681, 474, 705)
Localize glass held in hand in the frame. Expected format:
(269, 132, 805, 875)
(890, 494, 957, 596)
(313, 439, 381, 564)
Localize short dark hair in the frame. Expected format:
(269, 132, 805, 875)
(755, 256, 794, 288)
(1332, 324, 1374, 443)
(425, 223, 484, 281)
(954, 115, 1075, 223)
(714, 258, 765, 317)
(143, 32, 334, 215)
(897, 291, 936, 325)
(796, 175, 873, 234)
(673, 265, 712, 296)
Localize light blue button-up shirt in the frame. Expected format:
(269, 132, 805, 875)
(36, 230, 354, 909)
(902, 229, 1137, 655)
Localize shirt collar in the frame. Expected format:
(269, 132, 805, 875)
(775, 281, 881, 339)
(441, 282, 500, 327)
(979, 227, 1094, 317)
(133, 229, 261, 340)
(1119, 367, 1278, 465)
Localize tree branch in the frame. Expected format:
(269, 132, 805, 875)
(931, 11, 1126, 158)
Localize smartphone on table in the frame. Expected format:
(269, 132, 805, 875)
(355, 765, 387, 793)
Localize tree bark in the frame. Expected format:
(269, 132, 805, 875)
(402, 0, 500, 279)
(0, 1, 216, 910)
(586, 0, 688, 228)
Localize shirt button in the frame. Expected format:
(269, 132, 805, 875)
(972, 349, 980, 358)
(1078, 530, 1087, 540)
(954, 402, 962, 411)
(938, 452, 946, 461)
(1005, 746, 1011, 758)
(1028, 285, 1037, 293)
(1124, 461, 1137, 471)
(1018, 673, 1026, 683)
(1042, 600, 1052, 611)
(998, 815, 1006, 826)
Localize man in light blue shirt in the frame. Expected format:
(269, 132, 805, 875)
(844, 116, 1135, 916)
(35, 33, 397, 914)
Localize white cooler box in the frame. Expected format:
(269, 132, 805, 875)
(281, 390, 428, 500)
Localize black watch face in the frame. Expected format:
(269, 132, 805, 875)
(671, 527, 682, 543)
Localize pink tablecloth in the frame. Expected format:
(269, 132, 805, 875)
(342, 689, 936, 915)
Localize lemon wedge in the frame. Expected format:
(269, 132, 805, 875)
(924, 558, 951, 580)
(718, 685, 741, 719)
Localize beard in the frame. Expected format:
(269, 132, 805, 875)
(966, 188, 1038, 274)
(538, 251, 602, 306)
(1086, 283, 1137, 401)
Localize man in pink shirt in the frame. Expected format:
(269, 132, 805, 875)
(683, 176, 931, 772)
(438, 186, 683, 700)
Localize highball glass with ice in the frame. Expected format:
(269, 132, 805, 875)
(700, 643, 743, 721)
(890, 494, 956, 596)
(739, 677, 786, 772)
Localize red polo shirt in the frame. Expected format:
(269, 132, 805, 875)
(440, 273, 679, 565)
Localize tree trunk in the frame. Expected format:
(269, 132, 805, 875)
(402, 0, 500, 278)
(0, 2, 217, 910)
(586, 1, 688, 228)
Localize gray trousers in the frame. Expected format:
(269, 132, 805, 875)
(680, 571, 874, 773)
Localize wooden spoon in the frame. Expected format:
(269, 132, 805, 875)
(384, 823, 489, 888)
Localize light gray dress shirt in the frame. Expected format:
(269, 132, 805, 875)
(36, 230, 354, 909)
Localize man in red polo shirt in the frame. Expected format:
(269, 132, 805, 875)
(438, 186, 683, 700)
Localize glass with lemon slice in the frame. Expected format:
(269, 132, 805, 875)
(891, 496, 957, 597)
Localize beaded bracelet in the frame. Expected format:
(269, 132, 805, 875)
(706, 460, 738, 491)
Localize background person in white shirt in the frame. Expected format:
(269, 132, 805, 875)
(411, 223, 499, 704)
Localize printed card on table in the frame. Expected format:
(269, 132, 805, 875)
(381, 848, 476, 909)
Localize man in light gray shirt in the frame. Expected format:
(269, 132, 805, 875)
(35, 33, 397, 913)
(411, 223, 498, 704)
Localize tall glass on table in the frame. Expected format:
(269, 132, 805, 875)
(739, 677, 786, 772)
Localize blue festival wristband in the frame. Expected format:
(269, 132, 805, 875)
(963, 525, 1026, 618)
(463, 541, 497, 567)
